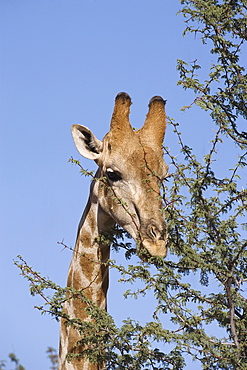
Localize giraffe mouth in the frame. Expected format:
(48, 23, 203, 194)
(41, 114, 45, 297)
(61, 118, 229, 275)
(141, 238, 168, 258)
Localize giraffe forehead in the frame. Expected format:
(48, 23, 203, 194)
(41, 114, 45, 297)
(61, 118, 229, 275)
(130, 146, 162, 171)
(110, 145, 164, 174)
(103, 132, 162, 164)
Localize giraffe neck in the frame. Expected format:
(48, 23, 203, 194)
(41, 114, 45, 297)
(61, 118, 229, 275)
(59, 179, 114, 370)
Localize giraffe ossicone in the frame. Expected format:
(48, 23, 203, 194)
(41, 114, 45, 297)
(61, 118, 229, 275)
(59, 92, 168, 370)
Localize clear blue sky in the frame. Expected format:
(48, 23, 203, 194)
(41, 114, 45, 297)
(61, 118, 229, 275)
(0, 1, 242, 369)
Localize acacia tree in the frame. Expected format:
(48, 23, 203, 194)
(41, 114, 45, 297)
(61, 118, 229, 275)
(16, 1, 247, 369)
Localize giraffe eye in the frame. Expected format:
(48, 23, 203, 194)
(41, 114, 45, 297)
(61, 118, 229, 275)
(106, 169, 122, 182)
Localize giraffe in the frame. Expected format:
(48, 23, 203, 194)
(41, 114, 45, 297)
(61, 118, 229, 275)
(59, 92, 168, 370)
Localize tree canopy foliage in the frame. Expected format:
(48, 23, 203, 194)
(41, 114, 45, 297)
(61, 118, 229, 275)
(15, 1, 247, 369)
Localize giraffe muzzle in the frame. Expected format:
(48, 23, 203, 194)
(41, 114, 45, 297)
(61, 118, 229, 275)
(140, 224, 168, 258)
(141, 238, 168, 258)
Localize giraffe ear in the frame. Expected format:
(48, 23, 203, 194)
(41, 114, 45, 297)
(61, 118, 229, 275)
(71, 124, 103, 160)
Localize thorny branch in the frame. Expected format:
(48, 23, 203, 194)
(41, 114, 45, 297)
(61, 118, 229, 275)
(225, 276, 240, 350)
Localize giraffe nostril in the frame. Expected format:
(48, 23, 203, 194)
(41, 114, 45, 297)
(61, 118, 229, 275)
(148, 225, 160, 240)
(151, 227, 157, 238)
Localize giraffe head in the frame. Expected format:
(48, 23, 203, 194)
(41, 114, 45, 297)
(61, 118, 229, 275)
(71, 93, 168, 258)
